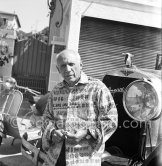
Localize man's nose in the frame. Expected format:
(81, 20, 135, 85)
(65, 65, 71, 71)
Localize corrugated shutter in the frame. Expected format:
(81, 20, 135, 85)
(78, 17, 161, 80)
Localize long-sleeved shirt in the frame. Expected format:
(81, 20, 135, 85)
(41, 72, 118, 166)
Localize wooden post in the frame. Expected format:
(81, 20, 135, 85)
(66, 0, 81, 51)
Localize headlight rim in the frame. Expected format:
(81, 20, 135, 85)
(123, 79, 159, 122)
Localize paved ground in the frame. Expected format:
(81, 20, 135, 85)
(0, 137, 35, 166)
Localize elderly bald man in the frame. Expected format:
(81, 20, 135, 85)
(41, 49, 118, 166)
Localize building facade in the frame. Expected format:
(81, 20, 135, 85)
(47, 0, 161, 90)
(0, 11, 21, 81)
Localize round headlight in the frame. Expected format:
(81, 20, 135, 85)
(123, 80, 160, 121)
(5, 77, 17, 90)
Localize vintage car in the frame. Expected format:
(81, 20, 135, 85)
(102, 53, 162, 166)
(21, 53, 162, 166)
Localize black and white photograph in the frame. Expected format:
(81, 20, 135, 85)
(0, 0, 161, 166)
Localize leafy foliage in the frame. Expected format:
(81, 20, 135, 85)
(17, 27, 49, 43)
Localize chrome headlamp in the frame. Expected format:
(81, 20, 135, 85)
(123, 80, 161, 122)
(4, 77, 17, 90)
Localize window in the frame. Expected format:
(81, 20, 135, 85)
(0, 17, 8, 28)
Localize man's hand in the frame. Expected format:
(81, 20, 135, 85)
(65, 129, 88, 144)
(51, 129, 65, 143)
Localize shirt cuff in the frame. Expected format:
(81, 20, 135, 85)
(87, 128, 98, 140)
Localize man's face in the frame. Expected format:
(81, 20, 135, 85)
(56, 51, 82, 86)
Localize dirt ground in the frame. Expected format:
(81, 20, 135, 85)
(0, 99, 41, 166)
(0, 137, 35, 166)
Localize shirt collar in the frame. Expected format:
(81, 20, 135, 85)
(57, 72, 88, 88)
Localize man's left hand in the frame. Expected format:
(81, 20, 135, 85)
(65, 129, 87, 144)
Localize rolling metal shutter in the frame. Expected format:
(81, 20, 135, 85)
(78, 17, 161, 80)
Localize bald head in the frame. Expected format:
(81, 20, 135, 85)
(56, 49, 81, 65)
(56, 49, 83, 87)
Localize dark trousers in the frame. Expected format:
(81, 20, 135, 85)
(39, 140, 66, 166)
(56, 140, 66, 166)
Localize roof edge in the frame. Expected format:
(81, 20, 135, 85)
(0, 11, 21, 28)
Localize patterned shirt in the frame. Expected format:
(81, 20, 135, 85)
(42, 72, 118, 166)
